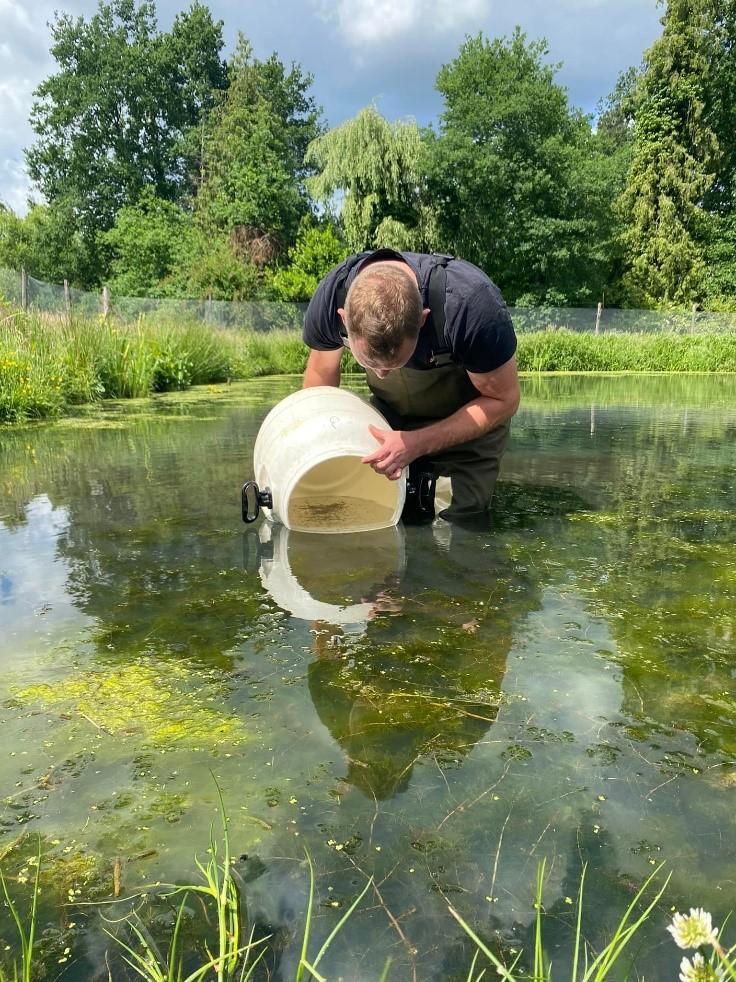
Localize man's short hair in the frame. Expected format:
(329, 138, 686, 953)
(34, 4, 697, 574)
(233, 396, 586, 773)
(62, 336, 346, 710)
(344, 264, 423, 363)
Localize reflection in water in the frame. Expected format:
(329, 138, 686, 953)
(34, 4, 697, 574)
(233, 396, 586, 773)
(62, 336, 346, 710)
(306, 522, 534, 801)
(254, 523, 406, 628)
(0, 377, 735, 980)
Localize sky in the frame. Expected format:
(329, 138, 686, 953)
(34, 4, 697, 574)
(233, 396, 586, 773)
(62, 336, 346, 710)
(0, 0, 664, 214)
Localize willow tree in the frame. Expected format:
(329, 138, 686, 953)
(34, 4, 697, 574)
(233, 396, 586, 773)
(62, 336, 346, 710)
(618, 0, 720, 306)
(305, 105, 429, 252)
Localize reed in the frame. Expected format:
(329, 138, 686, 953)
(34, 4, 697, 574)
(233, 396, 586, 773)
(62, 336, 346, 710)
(2, 307, 735, 423)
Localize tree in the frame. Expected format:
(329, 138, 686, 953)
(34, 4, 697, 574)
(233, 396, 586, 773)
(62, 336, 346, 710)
(425, 30, 618, 305)
(195, 36, 322, 256)
(100, 189, 197, 297)
(266, 219, 348, 301)
(26, 0, 228, 279)
(618, 0, 719, 306)
(596, 66, 641, 153)
(0, 201, 94, 285)
(306, 105, 428, 253)
(703, 0, 736, 215)
(700, 1, 736, 307)
(101, 189, 259, 299)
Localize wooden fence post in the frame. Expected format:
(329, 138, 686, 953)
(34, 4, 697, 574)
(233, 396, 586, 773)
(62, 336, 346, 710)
(102, 285, 110, 319)
(595, 301, 602, 335)
(21, 267, 28, 311)
(64, 279, 71, 322)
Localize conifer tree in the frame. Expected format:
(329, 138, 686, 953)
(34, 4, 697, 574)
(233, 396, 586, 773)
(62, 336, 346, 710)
(619, 0, 719, 306)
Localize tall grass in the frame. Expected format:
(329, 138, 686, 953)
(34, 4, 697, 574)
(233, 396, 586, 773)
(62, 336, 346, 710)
(516, 328, 736, 372)
(1, 306, 735, 423)
(0, 313, 240, 422)
(450, 860, 672, 981)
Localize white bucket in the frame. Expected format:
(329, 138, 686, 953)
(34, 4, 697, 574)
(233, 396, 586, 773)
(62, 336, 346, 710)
(257, 523, 406, 627)
(246, 387, 406, 533)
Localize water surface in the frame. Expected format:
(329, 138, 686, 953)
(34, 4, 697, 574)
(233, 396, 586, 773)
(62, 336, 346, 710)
(0, 375, 735, 979)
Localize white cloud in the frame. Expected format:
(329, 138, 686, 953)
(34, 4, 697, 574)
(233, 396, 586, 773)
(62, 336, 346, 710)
(317, 0, 491, 46)
(0, 0, 664, 208)
(0, 0, 33, 32)
(0, 158, 31, 212)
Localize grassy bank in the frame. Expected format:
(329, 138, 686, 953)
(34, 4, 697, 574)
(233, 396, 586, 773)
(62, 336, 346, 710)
(2, 311, 736, 423)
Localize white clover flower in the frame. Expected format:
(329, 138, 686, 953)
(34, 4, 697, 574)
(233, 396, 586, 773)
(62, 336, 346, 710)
(678, 952, 724, 981)
(668, 908, 719, 950)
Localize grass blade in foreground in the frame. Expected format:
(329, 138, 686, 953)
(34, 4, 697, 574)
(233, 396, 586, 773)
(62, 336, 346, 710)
(0, 839, 41, 982)
(450, 861, 669, 981)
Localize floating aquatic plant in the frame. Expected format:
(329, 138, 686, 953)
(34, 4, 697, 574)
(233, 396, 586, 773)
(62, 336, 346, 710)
(14, 657, 246, 750)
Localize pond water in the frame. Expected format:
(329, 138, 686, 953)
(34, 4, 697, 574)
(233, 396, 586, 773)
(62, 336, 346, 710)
(0, 375, 735, 980)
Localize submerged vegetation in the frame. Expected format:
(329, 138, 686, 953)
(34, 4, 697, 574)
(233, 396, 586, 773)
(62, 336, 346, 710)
(14, 657, 246, 749)
(3, 823, 734, 979)
(2, 311, 736, 423)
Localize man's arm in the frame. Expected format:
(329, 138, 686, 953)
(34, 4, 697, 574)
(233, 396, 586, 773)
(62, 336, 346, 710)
(303, 348, 344, 388)
(363, 357, 520, 479)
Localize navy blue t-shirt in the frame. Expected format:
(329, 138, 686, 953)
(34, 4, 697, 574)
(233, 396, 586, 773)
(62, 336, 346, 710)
(303, 250, 517, 374)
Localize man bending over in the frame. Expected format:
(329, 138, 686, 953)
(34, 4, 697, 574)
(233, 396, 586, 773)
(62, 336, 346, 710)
(303, 248, 520, 523)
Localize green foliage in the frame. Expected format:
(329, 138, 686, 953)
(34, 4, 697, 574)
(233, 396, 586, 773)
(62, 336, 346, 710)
(618, 0, 719, 307)
(101, 189, 198, 297)
(25, 0, 228, 270)
(0, 201, 95, 286)
(267, 219, 348, 301)
(426, 30, 620, 305)
(101, 190, 261, 300)
(702, 0, 736, 216)
(171, 233, 261, 300)
(703, 212, 736, 310)
(5, 309, 736, 425)
(0, 312, 241, 421)
(306, 105, 428, 252)
(517, 328, 736, 372)
(196, 36, 322, 254)
(596, 66, 641, 153)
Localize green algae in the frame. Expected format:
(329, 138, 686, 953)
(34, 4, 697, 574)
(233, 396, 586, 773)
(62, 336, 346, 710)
(14, 657, 246, 749)
(2, 376, 736, 980)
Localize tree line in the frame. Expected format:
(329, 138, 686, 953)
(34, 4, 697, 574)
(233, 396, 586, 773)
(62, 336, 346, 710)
(0, 0, 735, 310)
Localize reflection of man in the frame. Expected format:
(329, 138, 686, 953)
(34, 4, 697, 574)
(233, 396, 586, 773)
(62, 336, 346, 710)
(303, 250, 520, 522)
(306, 523, 523, 799)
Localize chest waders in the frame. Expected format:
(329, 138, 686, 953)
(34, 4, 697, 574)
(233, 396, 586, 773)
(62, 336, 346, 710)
(338, 255, 510, 522)
(366, 362, 509, 522)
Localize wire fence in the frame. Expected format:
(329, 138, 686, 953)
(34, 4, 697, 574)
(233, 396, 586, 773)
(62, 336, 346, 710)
(2, 266, 735, 334)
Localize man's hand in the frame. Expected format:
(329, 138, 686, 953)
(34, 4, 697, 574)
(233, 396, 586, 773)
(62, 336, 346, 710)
(362, 425, 418, 480)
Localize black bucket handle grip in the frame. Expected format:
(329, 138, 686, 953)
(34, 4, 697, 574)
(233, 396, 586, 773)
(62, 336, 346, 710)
(241, 482, 273, 523)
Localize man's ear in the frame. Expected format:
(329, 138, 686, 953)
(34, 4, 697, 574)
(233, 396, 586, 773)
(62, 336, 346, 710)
(337, 307, 347, 327)
(421, 308, 431, 327)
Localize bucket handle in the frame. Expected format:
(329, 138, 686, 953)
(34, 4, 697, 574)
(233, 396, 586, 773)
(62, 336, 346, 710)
(241, 482, 273, 523)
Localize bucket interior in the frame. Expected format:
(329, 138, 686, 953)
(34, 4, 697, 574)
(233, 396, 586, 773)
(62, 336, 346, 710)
(286, 456, 401, 533)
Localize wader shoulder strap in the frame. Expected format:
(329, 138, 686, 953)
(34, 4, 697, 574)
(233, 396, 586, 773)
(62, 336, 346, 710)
(427, 254, 452, 355)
